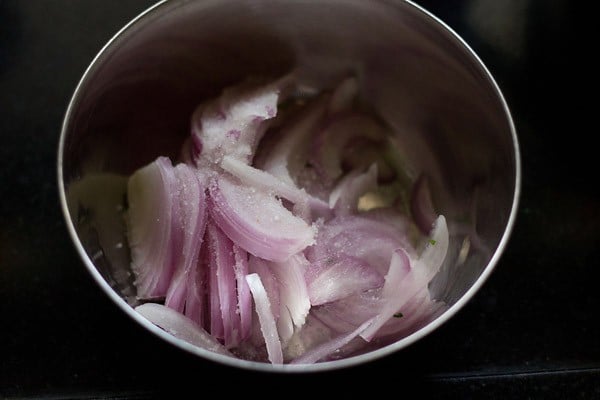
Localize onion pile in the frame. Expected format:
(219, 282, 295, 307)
(127, 75, 449, 364)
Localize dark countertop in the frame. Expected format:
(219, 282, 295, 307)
(1, 1, 598, 398)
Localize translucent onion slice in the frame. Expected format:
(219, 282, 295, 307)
(191, 80, 280, 167)
(310, 113, 387, 184)
(375, 287, 446, 338)
(246, 273, 283, 364)
(206, 222, 241, 348)
(290, 318, 372, 364)
(165, 164, 208, 313)
(127, 156, 182, 299)
(248, 255, 280, 319)
(258, 95, 329, 187)
(312, 289, 383, 334)
(305, 256, 384, 306)
(209, 174, 315, 262)
(306, 214, 413, 275)
(329, 163, 378, 215)
(135, 303, 232, 357)
(220, 155, 331, 218)
(360, 215, 449, 340)
(184, 242, 208, 327)
(269, 254, 312, 345)
(233, 245, 252, 341)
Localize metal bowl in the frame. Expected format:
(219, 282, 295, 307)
(58, 0, 520, 372)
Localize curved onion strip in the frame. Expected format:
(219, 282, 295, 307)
(221, 155, 331, 218)
(376, 288, 447, 338)
(184, 242, 208, 327)
(310, 113, 387, 183)
(246, 273, 283, 364)
(127, 156, 182, 299)
(206, 222, 241, 347)
(311, 289, 383, 334)
(307, 214, 413, 276)
(291, 318, 373, 364)
(282, 314, 333, 361)
(361, 215, 449, 340)
(329, 163, 378, 215)
(248, 256, 280, 319)
(165, 164, 208, 313)
(233, 246, 252, 341)
(306, 256, 384, 306)
(258, 95, 329, 187)
(191, 81, 280, 166)
(269, 254, 311, 344)
(135, 303, 232, 357)
(209, 174, 315, 262)
(208, 225, 223, 339)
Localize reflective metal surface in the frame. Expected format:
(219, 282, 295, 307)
(58, 0, 519, 372)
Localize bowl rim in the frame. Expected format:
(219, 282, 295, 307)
(57, 0, 521, 373)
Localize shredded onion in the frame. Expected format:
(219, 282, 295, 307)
(127, 76, 453, 364)
(135, 303, 232, 357)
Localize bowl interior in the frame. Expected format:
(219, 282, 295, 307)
(59, 0, 519, 370)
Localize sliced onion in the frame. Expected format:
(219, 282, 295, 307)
(135, 303, 232, 357)
(360, 215, 449, 340)
(233, 245, 252, 341)
(209, 174, 315, 262)
(329, 163, 378, 215)
(127, 156, 182, 299)
(375, 288, 446, 338)
(310, 113, 387, 184)
(184, 242, 208, 327)
(248, 255, 280, 319)
(191, 80, 280, 167)
(283, 314, 333, 361)
(290, 317, 372, 364)
(246, 273, 283, 364)
(305, 256, 384, 306)
(165, 164, 208, 313)
(220, 155, 331, 218)
(205, 222, 241, 348)
(312, 289, 383, 334)
(269, 254, 312, 344)
(258, 94, 329, 187)
(306, 214, 413, 275)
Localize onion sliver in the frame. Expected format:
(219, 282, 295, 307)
(246, 273, 283, 364)
(329, 163, 378, 215)
(127, 157, 182, 299)
(258, 95, 329, 187)
(135, 303, 232, 357)
(165, 164, 208, 313)
(310, 113, 387, 183)
(206, 222, 242, 348)
(233, 245, 252, 341)
(209, 174, 315, 262)
(221, 155, 330, 218)
(191, 80, 280, 167)
(360, 215, 449, 340)
(269, 254, 311, 336)
(306, 256, 384, 306)
(291, 318, 373, 364)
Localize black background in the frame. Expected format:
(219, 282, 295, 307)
(1, 1, 598, 398)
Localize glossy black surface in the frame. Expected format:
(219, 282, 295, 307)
(1, 1, 598, 398)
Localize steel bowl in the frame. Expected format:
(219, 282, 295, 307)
(58, 0, 520, 372)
